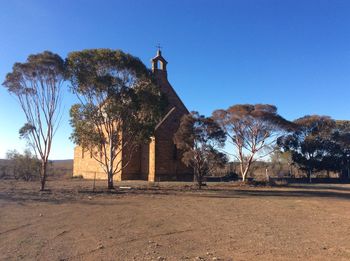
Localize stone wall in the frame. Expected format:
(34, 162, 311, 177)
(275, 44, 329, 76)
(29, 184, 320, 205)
(73, 146, 123, 181)
(152, 66, 193, 181)
(154, 109, 193, 181)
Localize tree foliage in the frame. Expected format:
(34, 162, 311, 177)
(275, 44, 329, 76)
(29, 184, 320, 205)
(6, 149, 41, 181)
(66, 49, 166, 189)
(278, 116, 350, 181)
(2, 51, 65, 190)
(174, 112, 228, 189)
(278, 115, 335, 181)
(332, 120, 350, 179)
(213, 104, 293, 182)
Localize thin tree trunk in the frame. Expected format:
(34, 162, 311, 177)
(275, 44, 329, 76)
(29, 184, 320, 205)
(197, 173, 202, 190)
(240, 162, 245, 182)
(108, 172, 114, 189)
(242, 172, 246, 182)
(108, 136, 114, 190)
(40, 160, 47, 191)
(308, 170, 312, 183)
(240, 155, 254, 183)
(242, 166, 249, 182)
(198, 179, 202, 190)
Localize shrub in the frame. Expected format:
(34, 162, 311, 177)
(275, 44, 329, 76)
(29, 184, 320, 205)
(6, 149, 41, 181)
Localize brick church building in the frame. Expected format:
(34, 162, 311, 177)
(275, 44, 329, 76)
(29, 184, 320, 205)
(73, 50, 193, 181)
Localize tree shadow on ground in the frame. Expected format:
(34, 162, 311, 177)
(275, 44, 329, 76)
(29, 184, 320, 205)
(287, 184, 350, 192)
(0, 188, 132, 206)
(197, 188, 350, 201)
(2, 183, 350, 204)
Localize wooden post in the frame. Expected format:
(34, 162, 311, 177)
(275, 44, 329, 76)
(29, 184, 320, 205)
(148, 137, 156, 182)
(265, 168, 270, 183)
(93, 172, 96, 192)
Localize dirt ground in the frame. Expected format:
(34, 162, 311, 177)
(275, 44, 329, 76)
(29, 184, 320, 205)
(1, 180, 350, 261)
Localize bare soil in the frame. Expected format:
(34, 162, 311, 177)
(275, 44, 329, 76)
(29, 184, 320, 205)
(1, 180, 350, 260)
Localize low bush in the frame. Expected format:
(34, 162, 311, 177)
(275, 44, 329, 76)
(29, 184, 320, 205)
(6, 149, 40, 181)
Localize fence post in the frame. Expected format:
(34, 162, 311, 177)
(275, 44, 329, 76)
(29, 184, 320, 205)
(93, 172, 96, 192)
(265, 168, 270, 183)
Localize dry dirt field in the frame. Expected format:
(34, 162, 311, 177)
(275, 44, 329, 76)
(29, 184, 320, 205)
(2, 180, 350, 261)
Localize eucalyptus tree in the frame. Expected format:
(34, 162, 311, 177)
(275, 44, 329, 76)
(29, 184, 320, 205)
(332, 120, 350, 179)
(277, 115, 337, 182)
(66, 49, 165, 189)
(174, 111, 227, 189)
(213, 104, 293, 182)
(3, 51, 65, 190)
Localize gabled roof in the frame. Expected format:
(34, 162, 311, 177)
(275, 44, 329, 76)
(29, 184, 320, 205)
(155, 106, 176, 130)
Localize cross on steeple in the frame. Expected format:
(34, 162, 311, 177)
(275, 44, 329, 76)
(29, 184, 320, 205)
(156, 43, 163, 56)
(156, 43, 162, 51)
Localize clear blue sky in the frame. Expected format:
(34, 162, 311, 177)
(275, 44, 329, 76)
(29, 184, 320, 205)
(1, 0, 350, 159)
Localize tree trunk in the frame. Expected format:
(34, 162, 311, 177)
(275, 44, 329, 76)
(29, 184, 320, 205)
(240, 157, 253, 183)
(197, 174, 202, 190)
(242, 172, 246, 182)
(240, 162, 245, 182)
(193, 170, 202, 189)
(107, 170, 114, 189)
(40, 160, 47, 191)
(242, 167, 249, 182)
(308, 170, 312, 183)
(108, 136, 114, 190)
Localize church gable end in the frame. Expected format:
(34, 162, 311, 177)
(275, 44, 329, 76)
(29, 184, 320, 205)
(149, 49, 193, 181)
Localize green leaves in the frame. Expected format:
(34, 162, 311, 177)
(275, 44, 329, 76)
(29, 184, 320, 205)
(66, 49, 166, 183)
(66, 49, 150, 94)
(6, 149, 41, 181)
(19, 123, 35, 139)
(67, 49, 165, 144)
(2, 50, 65, 190)
(3, 51, 65, 95)
(278, 115, 350, 176)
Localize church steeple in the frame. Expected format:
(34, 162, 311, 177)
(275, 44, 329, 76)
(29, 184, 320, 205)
(151, 46, 168, 78)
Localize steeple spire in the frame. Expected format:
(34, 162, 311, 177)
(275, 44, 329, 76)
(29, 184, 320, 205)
(151, 45, 168, 78)
(156, 43, 162, 56)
